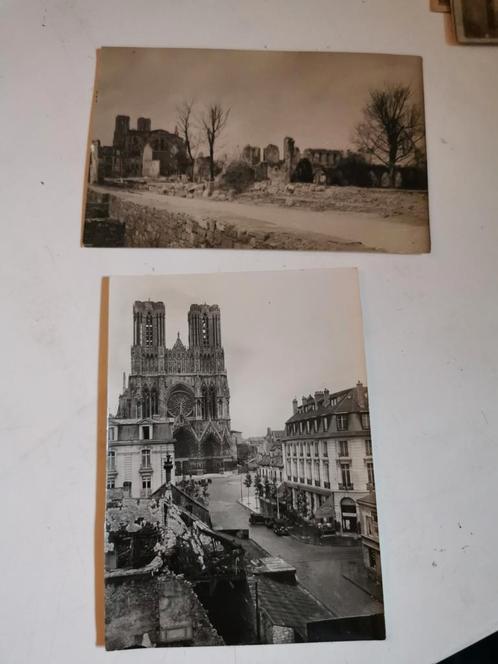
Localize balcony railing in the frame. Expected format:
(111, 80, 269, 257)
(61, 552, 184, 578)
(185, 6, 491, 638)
(338, 482, 354, 490)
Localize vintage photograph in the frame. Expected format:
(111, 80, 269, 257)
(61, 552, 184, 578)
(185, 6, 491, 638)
(452, 0, 498, 43)
(84, 48, 430, 253)
(103, 269, 385, 649)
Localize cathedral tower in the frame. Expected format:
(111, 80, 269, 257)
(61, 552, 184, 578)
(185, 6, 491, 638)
(131, 301, 166, 374)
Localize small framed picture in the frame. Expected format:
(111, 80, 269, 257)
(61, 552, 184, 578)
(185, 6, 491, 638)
(452, 0, 498, 44)
(430, 0, 451, 13)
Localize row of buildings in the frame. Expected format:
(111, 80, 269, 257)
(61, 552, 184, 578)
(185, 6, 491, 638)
(247, 384, 381, 586)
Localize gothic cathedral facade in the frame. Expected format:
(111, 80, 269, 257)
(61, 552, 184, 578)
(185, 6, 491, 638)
(110, 300, 236, 487)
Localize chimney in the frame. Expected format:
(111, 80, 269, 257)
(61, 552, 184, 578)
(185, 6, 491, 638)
(292, 398, 298, 414)
(356, 381, 366, 408)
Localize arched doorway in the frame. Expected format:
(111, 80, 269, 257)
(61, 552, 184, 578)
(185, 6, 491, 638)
(201, 434, 221, 473)
(341, 497, 357, 533)
(174, 427, 197, 477)
(292, 158, 313, 183)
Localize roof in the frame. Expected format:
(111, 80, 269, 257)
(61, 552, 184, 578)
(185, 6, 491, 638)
(254, 575, 333, 639)
(171, 332, 186, 352)
(357, 491, 377, 508)
(286, 385, 369, 424)
(252, 557, 296, 575)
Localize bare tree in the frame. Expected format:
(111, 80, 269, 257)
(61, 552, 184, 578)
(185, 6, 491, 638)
(176, 100, 197, 181)
(354, 84, 425, 187)
(199, 103, 230, 181)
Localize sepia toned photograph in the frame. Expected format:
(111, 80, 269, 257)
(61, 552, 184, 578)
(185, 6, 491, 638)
(84, 48, 430, 253)
(452, 0, 498, 43)
(103, 269, 385, 649)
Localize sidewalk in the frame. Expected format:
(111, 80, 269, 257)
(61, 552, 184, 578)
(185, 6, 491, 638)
(238, 496, 260, 513)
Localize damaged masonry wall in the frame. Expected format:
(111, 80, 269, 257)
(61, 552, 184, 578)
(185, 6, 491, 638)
(105, 492, 241, 648)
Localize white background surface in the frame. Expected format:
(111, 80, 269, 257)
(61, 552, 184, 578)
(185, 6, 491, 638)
(1, 1, 497, 663)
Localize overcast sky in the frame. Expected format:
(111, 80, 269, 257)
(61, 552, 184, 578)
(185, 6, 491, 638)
(92, 47, 424, 157)
(107, 269, 367, 437)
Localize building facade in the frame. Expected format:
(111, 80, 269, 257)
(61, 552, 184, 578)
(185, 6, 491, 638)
(357, 491, 382, 585)
(282, 382, 375, 534)
(89, 115, 189, 182)
(107, 300, 237, 496)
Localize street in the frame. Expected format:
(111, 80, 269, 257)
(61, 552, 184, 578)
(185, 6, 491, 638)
(93, 185, 429, 254)
(208, 473, 383, 618)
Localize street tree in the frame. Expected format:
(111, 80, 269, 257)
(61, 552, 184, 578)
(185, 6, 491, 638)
(354, 83, 425, 187)
(176, 99, 198, 181)
(199, 103, 230, 181)
(243, 472, 253, 502)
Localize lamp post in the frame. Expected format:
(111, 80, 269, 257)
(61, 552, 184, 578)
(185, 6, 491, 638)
(163, 453, 173, 486)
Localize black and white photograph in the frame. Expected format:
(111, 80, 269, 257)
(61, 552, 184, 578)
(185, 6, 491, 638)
(104, 269, 385, 649)
(84, 48, 430, 253)
(452, 0, 498, 43)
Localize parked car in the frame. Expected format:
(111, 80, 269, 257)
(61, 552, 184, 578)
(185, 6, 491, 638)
(249, 513, 266, 525)
(273, 524, 289, 536)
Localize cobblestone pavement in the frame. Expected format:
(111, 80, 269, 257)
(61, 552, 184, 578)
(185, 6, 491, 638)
(208, 474, 383, 618)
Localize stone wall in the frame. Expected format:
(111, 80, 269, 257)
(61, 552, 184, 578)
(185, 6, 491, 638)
(85, 188, 348, 251)
(105, 569, 224, 650)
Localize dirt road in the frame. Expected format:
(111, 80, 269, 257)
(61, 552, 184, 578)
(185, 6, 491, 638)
(93, 186, 430, 253)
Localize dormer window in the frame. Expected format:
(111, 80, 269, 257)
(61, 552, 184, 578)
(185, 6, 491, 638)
(361, 413, 370, 430)
(336, 415, 349, 431)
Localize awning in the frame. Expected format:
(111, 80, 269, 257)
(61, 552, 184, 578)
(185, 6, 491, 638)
(314, 495, 335, 519)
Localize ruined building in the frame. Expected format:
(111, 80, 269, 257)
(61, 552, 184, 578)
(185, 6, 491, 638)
(108, 300, 236, 493)
(89, 115, 189, 182)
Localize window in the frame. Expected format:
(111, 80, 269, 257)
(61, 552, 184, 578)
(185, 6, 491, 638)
(145, 313, 153, 347)
(338, 440, 349, 457)
(368, 547, 377, 569)
(141, 448, 151, 468)
(323, 461, 330, 487)
(107, 450, 116, 471)
(306, 442, 311, 456)
(322, 441, 328, 457)
(322, 416, 329, 431)
(336, 415, 349, 431)
(367, 462, 375, 488)
(142, 477, 151, 497)
(340, 463, 352, 488)
(314, 441, 319, 457)
(365, 439, 373, 456)
(108, 427, 115, 441)
(107, 480, 115, 490)
(299, 443, 303, 456)
(293, 443, 297, 456)
(286, 444, 291, 456)
(201, 314, 209, 346)
(361, 413, 370, 430)
(141, 425, 151, 440)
